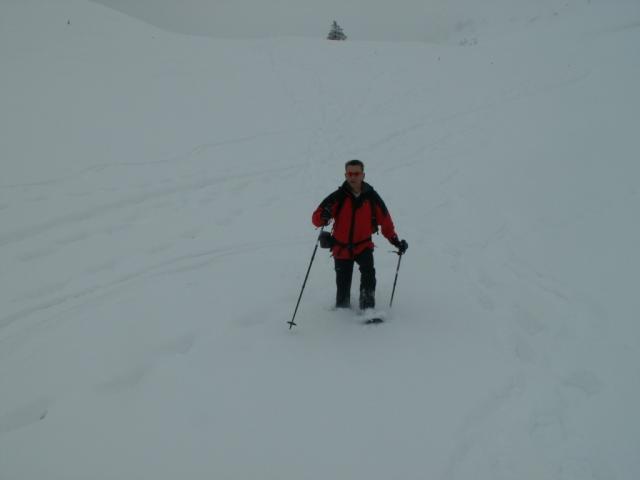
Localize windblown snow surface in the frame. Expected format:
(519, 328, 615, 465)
(1, 0, 639, 478)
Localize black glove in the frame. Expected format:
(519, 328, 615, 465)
(320, 206, 332, 225)
(392, 237, 408, 254)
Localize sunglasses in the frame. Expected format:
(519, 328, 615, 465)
(346, 171, 363, 177)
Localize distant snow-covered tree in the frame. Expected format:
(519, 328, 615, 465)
(327, 21, 347, 41)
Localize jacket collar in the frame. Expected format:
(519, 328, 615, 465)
(340, 181, 372, 197)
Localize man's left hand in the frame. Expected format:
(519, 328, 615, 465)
(392, 237, 408, 254)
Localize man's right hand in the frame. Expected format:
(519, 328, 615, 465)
(320, 206, 332, 225)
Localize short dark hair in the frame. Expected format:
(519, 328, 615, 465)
(345, 159, 364, 170)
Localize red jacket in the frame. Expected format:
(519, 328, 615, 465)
(312, 182, 398, 259)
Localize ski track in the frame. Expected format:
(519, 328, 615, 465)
(0, 129, 300, 190)
(0, 164, 297, 248)
(0, 237, 308, 332)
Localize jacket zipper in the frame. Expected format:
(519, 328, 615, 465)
(347, 196, 358, 257)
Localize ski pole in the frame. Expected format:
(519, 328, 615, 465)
(389, 250, 403, 308)
(288, 227, 325, 329)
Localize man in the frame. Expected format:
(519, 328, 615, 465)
(312, 160, 408, 311)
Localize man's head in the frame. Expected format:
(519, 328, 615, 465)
(345, 159, 365, 192)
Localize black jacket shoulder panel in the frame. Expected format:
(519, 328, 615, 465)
(320, 187, 347, 209)
(368, 189, 389, 216)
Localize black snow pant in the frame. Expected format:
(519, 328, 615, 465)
(334, 248, 376, 310)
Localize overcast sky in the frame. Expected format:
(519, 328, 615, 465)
(89, 0, 539, 42)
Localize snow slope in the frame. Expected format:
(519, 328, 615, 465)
(92, 0, 600, 43)
(1, 0, 640, 478)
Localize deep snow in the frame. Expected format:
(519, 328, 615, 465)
(1, 1, 640, 479)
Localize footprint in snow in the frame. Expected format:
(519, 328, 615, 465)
(0, 399, 50, 434)
(17, 246, 55, 262)
(563, 370, 603, 397)
(477, 292, 495, 311)
(154, 332, 197, 356)
(513, 305, 546, 335)
(96, 365, 150, 394)
(95, 333, 197, 394)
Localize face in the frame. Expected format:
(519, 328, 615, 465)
(345, 165, 365, 190)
